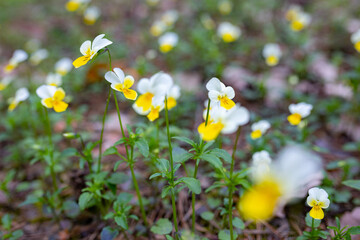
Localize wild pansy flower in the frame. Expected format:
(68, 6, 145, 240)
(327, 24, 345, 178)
(8, 87, 29, 111)
(285, 5, 302, 22)
(206, 77, 235, 110)
(307, 187, 330, 220)
(4, 50, 28, 73)
(66, 0, 89, 12)
(158, 32, 178, 53)
(36, 85, 68, 112)
(238, 145, 322, 221)
(84, 6, 100, 25)
(73, 34, 112, 68)
(351, 29, 360, 53)
(251, 150, 272, 182)
(290, 12, 311, 32)
(0, 76, 13, 91)
(104, 68, 138, 100)
(218, 0, 233, 15)
(251, 120, 271, 139)
(150, 20, 167, 37)
(263, 43, 282, 66)
(165, 85, 180, 110)
(46, 73, 62, 87)
(217, 22, 241, 43)
(287, 102, 313, 126)
(198, 104, 249, 141)
(29, 49, 49, 66)
(133, 72, 173, 113)
(161, 10, 178, 27)
(55, 58, 73, 76)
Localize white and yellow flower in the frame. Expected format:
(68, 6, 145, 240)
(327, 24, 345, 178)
(307, 187, 330, 220)
(133, 95, 165, 122)
(198, 104, 249, 141)
(55, 58, 73, 76)
(351, 29, 360, 53)
(290, 12, 311, 32)
(165, 85, 180, 110)
(133, 72, 173, 114)
(0, 76, 13, 91)
(217, 22, 241, 43)
(150, 20, 167, 37)
(250, 120, 271, 139)
(238, 145, 323, 221)
(285, 5, 302, 22)
(251, 150, 272, 182)
(8, 87, 29, 112)
(65, 0, 89, 12)
(158, 32, 178, 53)
(46, 73, 62, 87)
(161, 10, 179, 27)
(105, 68, 138, 100)
(218, 0, 233, 15)
(4, 50, 28, 73)
(84, 6, 100, 25)
(73, 34, 112, 68)
(36, 85, 68, 112)
(206, 77, 235, 110)
(287, 102, 313, 126)
(29, 49, 49, 66)
(263, 43, 282, 67)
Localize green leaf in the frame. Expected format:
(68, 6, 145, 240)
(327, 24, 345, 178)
(173, 147, 193, 163)
(100, 226, 119, 240)
(348, 226, 360, 235)
(210, 148, 232, 163)
(173, 136, 196, 147)
(165, 235, 174, 240)
(116, 192, 133, 204)
(200, 211, 214, 221)
(135, 138, 149, 157)
(305, 213, 321, 228)
(78, 192, 95, 210)
(218, 229, 238, 240)
(149, 173, 162, 180)
(161, 186, 172, 198)
(233, 217, 245, 229)
(103, 146, 118, 156)
(201, 153, 222, 169)
(63, 200, 80, 218)
(107, 172, 128, 185)
(180, 177, 201, 194)
(10, 229, 23, 239)
(343, 180, 360, 190)
(115, 215, 128, 230)
(151, 218, 173, 235)
(2, 214, 11, 230)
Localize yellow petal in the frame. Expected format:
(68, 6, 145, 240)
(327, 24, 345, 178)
(147, 106, 160, 121)
(0, 83, 6, 91)
(42, 98, 53, 108)
(53, 101, 68, 112)
(309, 206, 324, 220)
(66, 1, 80, 12)
(287, 113, 302, 125)
(114, 83, 124, 92)
(222, 33, 236, 43)
(54, 88, 66, 101)
(84, 18, 96, 25)
(4, 64, 15, 73)
(291, 20, 304, 31)
(124, 77, 134, 88)
(266, 55, 279, 66)
(198, 121, 224, 141)
(251, 130, 262, 139)
(123, 88, 138, 100)
(166, 97, 177, 110)
(160, 44, 173, 53)
(135, 92, 154, 112)
(219, 96, 235, 110)
(8, 101, 17, 112)
(355, 41, 360, 53)
(73, 56, 90, 68)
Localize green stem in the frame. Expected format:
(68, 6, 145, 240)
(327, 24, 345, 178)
(113, 91, 130, 158)
(165, 95, 179, 237)
(44, 108, 58, 190)
(97, 87, 112, 173)
(228, 127, 242, 240)
(129, 146, 148, 226)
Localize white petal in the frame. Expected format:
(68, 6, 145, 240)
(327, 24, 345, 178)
(206, 77, 222, 91)
(137, 78, 151, 94)
(15, 88, 30, 102)
(113, 68, 125, 81)
(92, 34, 112, 52)
(208, 90, 220, 102)
(322, 199, 330, 209)
(168, 85, 180, 99)
(12, 49, 28, 63)
(105, 71, 121, 84)
(306, 195, 315, 207)
(36, 85, 57, 99)
(132, 103, 149, 115)
(80, 40, 91, 55)
(223, 86, 235, 99)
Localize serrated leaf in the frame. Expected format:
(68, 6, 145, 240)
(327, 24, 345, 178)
(135, 138, 149, 157)
(180, 177, 201, 194)
(78, 192, 95, 210)
(151, 218, 173, 235)
(210, 148, 232, 163)
(173, 147, 193, 163)
(201, 153, 222, 169)
(343, 180, 360, 190)
(200, 211, 214, 221)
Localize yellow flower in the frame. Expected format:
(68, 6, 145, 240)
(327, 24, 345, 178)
(351, 29, 360, 53)
(83, 6, 100, 25)
(4, 50, 28, 73)
(8, 88, 29, 112)
(104, 68, 138, 100)
(287, 102, 313, 125)
(73, 34, 112, 68)
(158, 32, 178, 53)
(217, 22, 241, 43)
(36, 85, 68, 112)
(206, 77, 235, 110)
(263, 43, 282, 67)
(66, 0, 89, 12)
(250, 120, 270, 139)
(307, 187, 330, 220)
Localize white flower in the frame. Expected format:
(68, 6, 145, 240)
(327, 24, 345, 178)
(206, 77, 235, 110)
(73, 34, 112, 68)
(288, 102, 313, 125)
(104, 68, 137, 100)
(84, 6, 100, 25)
(8, 87, 30, 111)
(200, 14, 215, 30)
(0, 76, 13, 91)
(218, 0, 233, 15)
(239, 145, 323, 221)
(55, 58, 73, 76)
(36, 85, 68, 112)
(133, 95, 165, 122)
(66, 0, 90, 12)
(4, 50, 28, 73)
(30, 49, 49, 65)
(46, 73, 63, 87)
(251, 120, 271, 139)
(290, 12, 311, 32)
(165, 84, 180, 110)
(285, 5, 302, 22)
(158, 32, 178, 53)
(351, 29, 360, 53)
(306, 187, 330, 219)
(252, 150, 272, 181)
(150, 20, 167, 37)
(217, 22, 241, 43)
(161, 10, 178, 26)
(263, 43, 282, 66)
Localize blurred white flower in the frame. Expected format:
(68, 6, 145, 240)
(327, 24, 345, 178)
(251, 150, 272, 182)
(158, 32, 178, 53)
(0, 76, 13, 91)
(66, 0, 90, 12)
(150, 20, 167, 37)
(4, 50, 28, 73)
(290, 12, 311, 32)
(351, 29, 360, 53)
(218, 0, 233, 15)
(30, 49, 49, 65)
(161, 10, 178, 26)
(55, 58, 73, 76)
(8, 87, 30, 111)
(84, 6, 100, 25)
(263, 43, 282, 66)
(217, 22, 241, 43)
(251, 120, 271, 139)
(287, 102, 313, 126)
(46, 73, 63, 87)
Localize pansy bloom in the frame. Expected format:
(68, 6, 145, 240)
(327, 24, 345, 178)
(46, 73, 62, 87)
(55, 58, 73, 76)
(8, 88, 29, 111)
(263, 44, 282, 67)
(217, 22, 241, 43)
(4, 50, 28, 73)
(36, 85, 68, 112)
(158, 32, 178, 53)
(105, 68, 138, 100)
(307, 187, 330, 220)
(287, 102, 313, 126)
(251, 120, 271, 139)
(351, 29, 360, 53)
(206, 77, 235, 110)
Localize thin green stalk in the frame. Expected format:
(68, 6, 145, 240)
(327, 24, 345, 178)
(228, 127, 242, 240)
(113, 91, 130, 158)
(44, 108, 58, 190)
(129, 146, 148, 226)
(192, 99, 211, 233)
(97, 87, 111, 173)
(165, 95, 179, 237)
